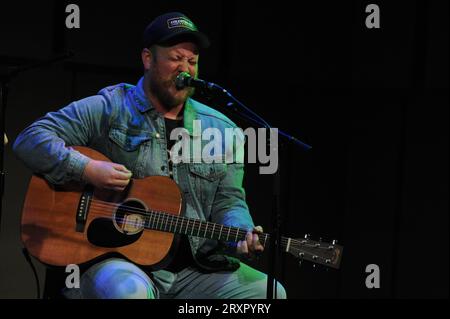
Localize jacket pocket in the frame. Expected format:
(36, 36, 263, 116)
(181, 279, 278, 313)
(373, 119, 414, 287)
(108, 127, 152, 173)
(188, 163, 227, 216)
(109, 127, 151, 152)
(189, 163, 227, 182)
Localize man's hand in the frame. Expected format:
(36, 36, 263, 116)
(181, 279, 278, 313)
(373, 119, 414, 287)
(82, 159, 132, 191)
(236, 226, 264, 259)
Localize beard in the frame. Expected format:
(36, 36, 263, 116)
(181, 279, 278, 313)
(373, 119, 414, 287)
(148, 67, 195, 111)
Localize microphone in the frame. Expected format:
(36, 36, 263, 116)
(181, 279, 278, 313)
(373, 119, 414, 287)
(175, 72, 218, 91)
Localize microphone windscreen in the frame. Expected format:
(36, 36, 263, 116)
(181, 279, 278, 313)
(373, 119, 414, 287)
(175, 72, 191, 90)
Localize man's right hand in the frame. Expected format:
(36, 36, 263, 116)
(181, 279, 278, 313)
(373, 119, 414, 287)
(82, 160, 132, 191)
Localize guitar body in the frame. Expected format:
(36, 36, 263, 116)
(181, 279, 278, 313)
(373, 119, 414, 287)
(21, 146, 183, 267)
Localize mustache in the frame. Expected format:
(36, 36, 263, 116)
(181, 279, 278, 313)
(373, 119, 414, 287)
(149, 70, 194, 95)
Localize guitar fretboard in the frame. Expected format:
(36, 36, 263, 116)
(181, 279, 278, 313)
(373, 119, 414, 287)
(142, 210, 275, 247)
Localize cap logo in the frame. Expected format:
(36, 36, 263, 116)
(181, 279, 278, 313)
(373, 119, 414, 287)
(167, 17, 197, 31)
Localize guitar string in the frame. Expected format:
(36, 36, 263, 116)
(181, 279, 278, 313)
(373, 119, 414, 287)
(86, 203, 336, 263)
(88, 200, 335, 251)
(85, 200, 335, 252)
(88, 200, 297, 247)
(89, 200, 282, 246)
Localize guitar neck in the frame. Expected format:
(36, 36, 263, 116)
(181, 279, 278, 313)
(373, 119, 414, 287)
(141, 210, 278, 248)
(136, 210, 342, 269)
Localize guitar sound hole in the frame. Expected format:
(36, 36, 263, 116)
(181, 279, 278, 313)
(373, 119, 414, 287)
(87, 199, 146, 248)
(113, 199, 147, 235)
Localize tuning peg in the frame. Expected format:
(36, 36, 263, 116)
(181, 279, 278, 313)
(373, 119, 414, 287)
(304, 234, 310, 239)
(332, 239, 338, 245)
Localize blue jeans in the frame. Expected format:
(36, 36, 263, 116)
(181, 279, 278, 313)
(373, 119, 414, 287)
(64, 258, 287, 299)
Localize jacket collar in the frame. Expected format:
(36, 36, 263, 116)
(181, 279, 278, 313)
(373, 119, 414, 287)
(134, 76, 152, 113)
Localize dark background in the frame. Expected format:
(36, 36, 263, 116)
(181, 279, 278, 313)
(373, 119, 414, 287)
(0, 0, 448, 299)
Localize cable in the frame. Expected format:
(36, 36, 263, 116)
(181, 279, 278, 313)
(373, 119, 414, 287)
(22, 247, 41, 299)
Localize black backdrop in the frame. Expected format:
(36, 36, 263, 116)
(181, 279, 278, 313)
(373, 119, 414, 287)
(0, 0, 448, 299)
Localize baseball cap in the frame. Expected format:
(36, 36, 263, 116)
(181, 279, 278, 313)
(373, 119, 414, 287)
(143, 12, 210, 49)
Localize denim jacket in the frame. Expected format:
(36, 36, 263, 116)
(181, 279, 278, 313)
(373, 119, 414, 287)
(13, 77, 255, 270)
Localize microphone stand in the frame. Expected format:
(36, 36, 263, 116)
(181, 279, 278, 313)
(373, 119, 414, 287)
(0, 52, 73, 229)
(206, 83, 312, 299)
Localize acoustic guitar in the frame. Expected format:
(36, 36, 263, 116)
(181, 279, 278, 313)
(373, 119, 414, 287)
(21, 146, 343, 269)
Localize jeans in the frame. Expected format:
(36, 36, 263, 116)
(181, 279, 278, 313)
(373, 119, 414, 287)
(63, 258, 287, 299)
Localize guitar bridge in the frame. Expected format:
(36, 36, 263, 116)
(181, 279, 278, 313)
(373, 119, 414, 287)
(76, 185, 93, 232)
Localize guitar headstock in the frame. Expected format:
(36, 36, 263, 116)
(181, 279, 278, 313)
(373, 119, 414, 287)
(286, 236, 343, 269)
